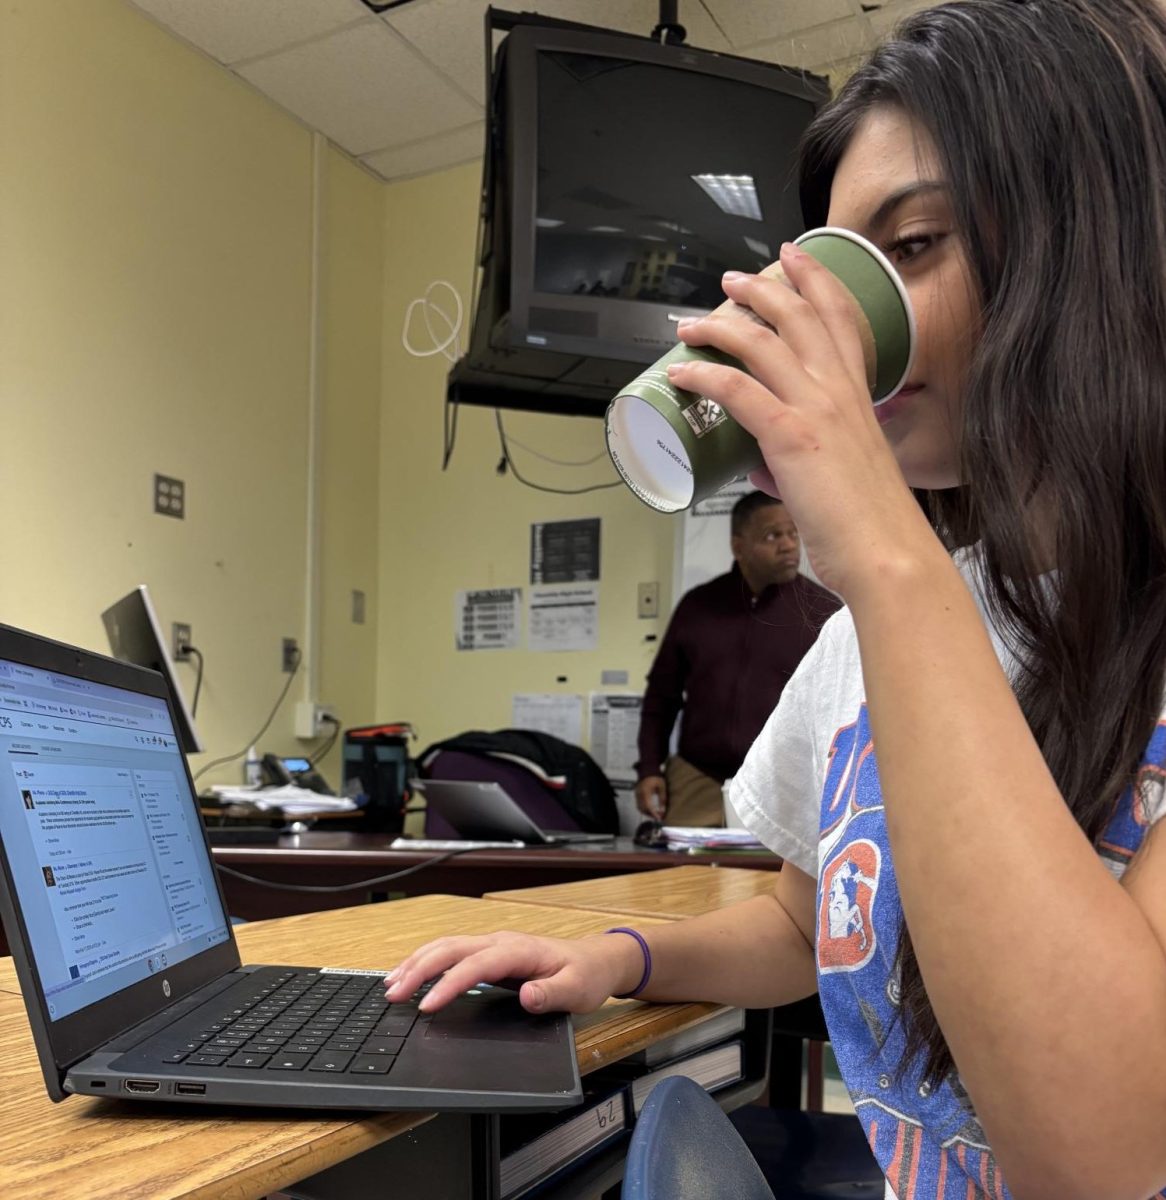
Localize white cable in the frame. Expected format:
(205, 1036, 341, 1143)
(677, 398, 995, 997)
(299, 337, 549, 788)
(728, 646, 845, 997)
(402, 279, 463, 363)
(404, 279, 611, 476)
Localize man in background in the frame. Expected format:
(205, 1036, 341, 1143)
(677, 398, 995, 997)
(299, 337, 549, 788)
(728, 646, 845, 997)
(635, 491, 840, 825)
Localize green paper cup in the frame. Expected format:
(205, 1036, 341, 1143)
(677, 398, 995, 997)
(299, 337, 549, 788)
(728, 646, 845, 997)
(605, 226, 916, 513)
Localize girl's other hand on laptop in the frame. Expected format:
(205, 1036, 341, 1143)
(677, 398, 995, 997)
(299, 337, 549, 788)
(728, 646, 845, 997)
(385, 930, 644, 1015)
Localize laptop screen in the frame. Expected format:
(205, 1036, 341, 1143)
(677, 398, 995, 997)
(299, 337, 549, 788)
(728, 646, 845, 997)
(0, 654, 230, 1021)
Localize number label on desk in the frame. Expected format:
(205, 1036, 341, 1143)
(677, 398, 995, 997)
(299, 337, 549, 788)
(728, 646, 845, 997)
(595, 1098, 620, 1130)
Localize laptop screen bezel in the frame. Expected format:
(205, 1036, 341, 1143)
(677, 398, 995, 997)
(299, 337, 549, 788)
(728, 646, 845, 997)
(0, 623, 242, 1093)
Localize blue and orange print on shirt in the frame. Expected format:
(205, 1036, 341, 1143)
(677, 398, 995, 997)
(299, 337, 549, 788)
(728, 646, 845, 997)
(813, 706, 1166, 1200)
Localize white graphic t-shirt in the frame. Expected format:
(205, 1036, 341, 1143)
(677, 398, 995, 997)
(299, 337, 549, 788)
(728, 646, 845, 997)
(730, 554, 1166, 1200)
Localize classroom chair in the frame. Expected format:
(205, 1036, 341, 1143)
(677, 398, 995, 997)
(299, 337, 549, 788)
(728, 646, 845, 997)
(623, 1075, 776, 1200)
(623, 1075, 884, 1200)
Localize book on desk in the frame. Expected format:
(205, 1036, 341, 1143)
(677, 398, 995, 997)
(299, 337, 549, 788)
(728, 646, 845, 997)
(500, 1078, 630, 1199)
(623, 1006, 746, 1068)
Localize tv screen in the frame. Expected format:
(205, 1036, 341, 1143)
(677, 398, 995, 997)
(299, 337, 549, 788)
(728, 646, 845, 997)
(101, 585, 203, 756)
(448, 20, 828, 418)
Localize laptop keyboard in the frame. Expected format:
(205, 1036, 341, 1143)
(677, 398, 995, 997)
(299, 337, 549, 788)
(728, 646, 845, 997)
(151, 970, 426, 1077)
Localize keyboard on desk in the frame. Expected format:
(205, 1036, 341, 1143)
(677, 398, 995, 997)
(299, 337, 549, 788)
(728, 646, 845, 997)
(83, 964, 581, 1110)
(122, 968, 427, 1077)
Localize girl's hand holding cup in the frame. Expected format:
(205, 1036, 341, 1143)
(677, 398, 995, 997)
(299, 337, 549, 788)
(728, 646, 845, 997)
(605, 228, 935, 601)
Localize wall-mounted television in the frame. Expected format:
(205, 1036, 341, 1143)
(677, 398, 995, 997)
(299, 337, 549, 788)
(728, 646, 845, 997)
(447, 14, 829, 418)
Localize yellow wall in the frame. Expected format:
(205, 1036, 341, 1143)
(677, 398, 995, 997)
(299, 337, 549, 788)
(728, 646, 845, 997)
(316, 151, 384, 759)
(0, 0, 678, 792)
(377, 165, 679, 752)
(0, 0, 383, 787)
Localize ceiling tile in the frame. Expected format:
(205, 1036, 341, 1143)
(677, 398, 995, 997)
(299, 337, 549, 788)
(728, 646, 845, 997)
(382, 0, 732, 109)
(362, 121, 485, 181)
(128, 0, 370, 65)
(866, 0, 937, 38)
(490, 0, 733, 49)
(747, 18, 872, 73)
(379, 0, 497, 107)
(237, 21, 481, 156)
(701, 0, 860, 49)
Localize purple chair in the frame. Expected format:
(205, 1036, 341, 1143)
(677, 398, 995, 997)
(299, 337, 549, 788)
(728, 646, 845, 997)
(421, 748, 585, 838)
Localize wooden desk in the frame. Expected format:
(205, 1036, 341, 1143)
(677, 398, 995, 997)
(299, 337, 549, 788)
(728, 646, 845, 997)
(486, 864, 779, 920)
(0, 894, 755, 1200)
(209, 832, 781, 923)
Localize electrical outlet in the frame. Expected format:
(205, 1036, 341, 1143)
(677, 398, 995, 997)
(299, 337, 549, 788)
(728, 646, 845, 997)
(282, 637, 299, 673)
(154, 473, 185, 519)
(295, 701, 336, 740)
(171, 623, 192, 662)
(637, 581, 659, 619)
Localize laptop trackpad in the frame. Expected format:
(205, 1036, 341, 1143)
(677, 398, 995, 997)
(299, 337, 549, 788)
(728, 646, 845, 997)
(389, 993, 576, 1096)
(424, 994, 558, 1043)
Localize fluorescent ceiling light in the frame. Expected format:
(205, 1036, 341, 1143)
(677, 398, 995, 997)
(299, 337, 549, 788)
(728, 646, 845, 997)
(655, 219, 693, 234)
(640, 234, 667, 242)
(744, 236, 772, 258)
(692, 173, 763, 221)
(587, 225, 624, 233)
(536, 217, 564, 227)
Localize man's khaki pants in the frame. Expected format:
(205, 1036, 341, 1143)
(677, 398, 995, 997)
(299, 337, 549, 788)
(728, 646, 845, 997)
(663, 755, 726, 827)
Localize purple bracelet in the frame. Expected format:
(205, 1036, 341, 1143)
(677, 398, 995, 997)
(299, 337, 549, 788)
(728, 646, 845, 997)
(606, 927, 652, 998)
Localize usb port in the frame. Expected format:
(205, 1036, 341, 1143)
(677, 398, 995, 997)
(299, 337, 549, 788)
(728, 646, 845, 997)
(174, 1082, 206, 1096)
(124, 1079, 160, 1093)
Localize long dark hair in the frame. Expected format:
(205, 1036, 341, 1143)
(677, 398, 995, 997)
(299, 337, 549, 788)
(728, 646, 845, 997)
(799, 0, 1166, 1085)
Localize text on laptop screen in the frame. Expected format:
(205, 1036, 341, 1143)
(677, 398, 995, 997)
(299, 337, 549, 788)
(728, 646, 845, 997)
(0, 656, 230, 1020)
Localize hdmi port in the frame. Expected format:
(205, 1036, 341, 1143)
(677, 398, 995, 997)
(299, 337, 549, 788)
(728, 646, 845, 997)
(124, 1079, 161, 1093)
(174, 1083, 206, 1096)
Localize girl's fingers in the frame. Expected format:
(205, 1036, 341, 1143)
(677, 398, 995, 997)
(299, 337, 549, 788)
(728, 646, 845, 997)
(664, 356, 806, 446)
(768, 244, 871, 389)
(716, 259, 832, 375)
(747, 465, 782, 498)
(384, 933, 577, 1014)
(681, 246, 870, 401)
(415, 945, 538, 1012)
(384, 935, 499, 1000)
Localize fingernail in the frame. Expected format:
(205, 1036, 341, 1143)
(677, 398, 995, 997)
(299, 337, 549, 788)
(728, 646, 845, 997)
(722, 270, 745, 282)
(675, 316, 698, 330)
(384, 968, 399, 984)
(666, 363, 685, 378)
(525, 983, 545, 1010)
(782, 242, 808, 260)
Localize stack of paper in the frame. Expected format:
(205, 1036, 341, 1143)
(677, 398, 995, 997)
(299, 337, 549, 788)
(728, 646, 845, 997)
(206, 783, 358, 817)
(659, 825, 764, 851)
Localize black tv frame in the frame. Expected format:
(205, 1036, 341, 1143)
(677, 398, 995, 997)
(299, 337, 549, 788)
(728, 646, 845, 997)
(446, 9, 829, 419)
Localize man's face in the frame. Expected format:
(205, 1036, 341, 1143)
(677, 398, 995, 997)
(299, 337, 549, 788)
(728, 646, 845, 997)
(732, 504, 801, 590)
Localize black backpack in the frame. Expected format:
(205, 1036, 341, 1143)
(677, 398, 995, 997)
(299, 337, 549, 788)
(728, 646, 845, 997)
(415, 728, 619, 834)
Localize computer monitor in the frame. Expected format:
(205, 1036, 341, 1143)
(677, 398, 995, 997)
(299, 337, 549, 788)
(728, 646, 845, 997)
(101, 585, 204, 754)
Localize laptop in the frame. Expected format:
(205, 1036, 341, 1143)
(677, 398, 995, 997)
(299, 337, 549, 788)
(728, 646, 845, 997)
(0, 622, 582, 1111)
(416, 779, 616, 846)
